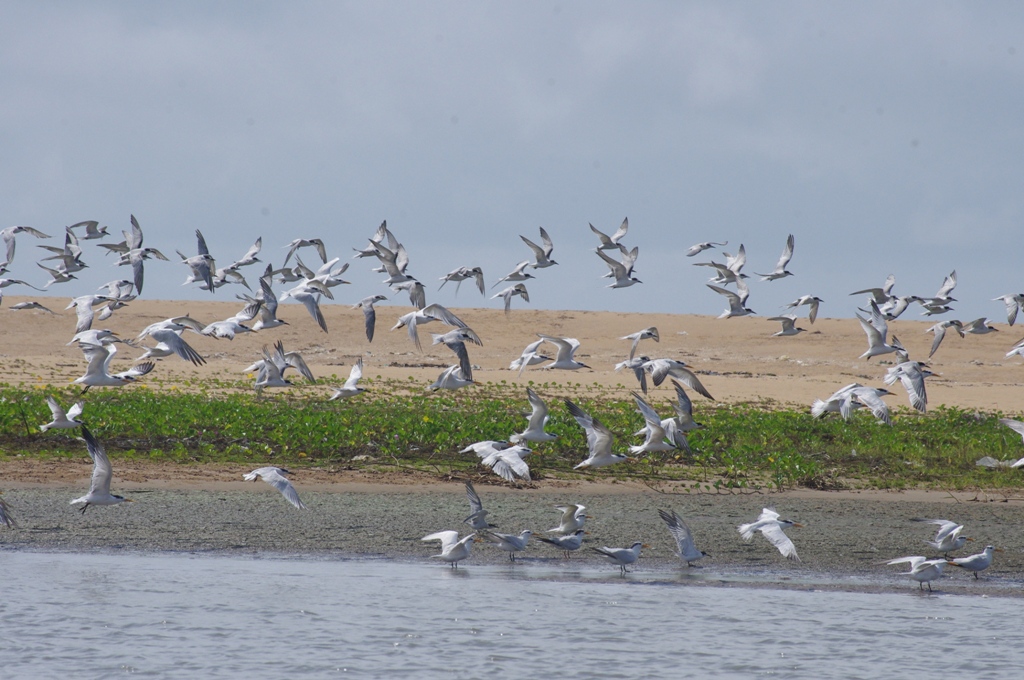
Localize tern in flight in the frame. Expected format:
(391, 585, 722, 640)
(738, 508, 802, 562)
(244, 467, 306, 509)
(70, 427, 133, 514)
(659, 509, 709, 567)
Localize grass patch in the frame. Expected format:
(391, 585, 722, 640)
(2, 379, 1023, 491)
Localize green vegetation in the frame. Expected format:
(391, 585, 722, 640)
(2, 377, 1023, 492)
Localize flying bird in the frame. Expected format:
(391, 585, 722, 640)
(755, 234, 795, 281)
(328, 358, 367, 400)
(565, 399, 629, 470)
(40, 396, 84, 432)
(595, 246, 641, 288)
(70, 427, 133, 513)
(463, 481, 496, 530)
(659, 509, 709, 567)
(707, 281, 754, 318)
(491, 283, 530, 314)
(510, 387, 557, 444)
(685, 240, 727, 257)
(621, 327, 659, 360)
(589, 218, 629, 251)
(768, 315, 806, 337)
(243, 466, 306, 509)
(520, 227, 557, 268)
(546, 504, 588, 535)
(738, 508, 802, 561)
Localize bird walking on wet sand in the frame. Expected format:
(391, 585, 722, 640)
(243, 467, 306, 509)
(70, 427, 133, 514)
(482, 529, 532, 561)
(536, 529, 586, 558)
(887, 556, 946, 591)
(738, 508, 802, 562)
(659, 509, 709, 567)
(946, 545, 1002, 579)
(592, 542, 647, 574)
(422, 530, 476, 568)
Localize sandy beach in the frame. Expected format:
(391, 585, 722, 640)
(2, 297, 1023, 590)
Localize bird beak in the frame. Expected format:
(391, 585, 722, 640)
(641, 544, 650, 549)
(965, 537, 975, 541)
(995, 548, 1005, 552)
(124, 498, 135, 503)
(791, 522, 804, 528)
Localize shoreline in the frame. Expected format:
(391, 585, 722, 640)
(2, 471, 1022, 596)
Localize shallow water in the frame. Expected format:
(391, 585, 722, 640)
(4, 551, 1022, 679)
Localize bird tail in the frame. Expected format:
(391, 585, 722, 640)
(738, 523, 756, 542)
(810, 399, 828, 418)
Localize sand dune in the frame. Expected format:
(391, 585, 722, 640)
(1, 294, 1020, 412)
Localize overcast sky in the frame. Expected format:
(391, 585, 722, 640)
(2, 2, 1022, 322)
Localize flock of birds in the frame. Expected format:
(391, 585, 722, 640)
(0, 216, 1019, 588)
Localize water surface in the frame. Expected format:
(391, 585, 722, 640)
(3, 551, 1020, 679)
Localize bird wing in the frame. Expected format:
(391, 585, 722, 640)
(256, 468, 305, 509)
(670, 379, 697, 426)
(936, 270, 957, 298)
(610, 217, 628, 243)
(422, 530, 461, 552)
(999, 418, 1024, 442)
(565, 399, 614, 457)
(295, 293, 327, 332)
(776, 233, 795, 270)
(760, 522, 800, 561)
(81, 427, 113, 497)
(284, 351, 315, 383)
(520, 234, 545, 260)
(659, 509, 697, 560)
(46, 396, 68, 421)
(595, 248, 626, 278)
(525, 387, 549, 431)
(344, 358, 363, 389)
(67, 400, 84, 421)
(465, 481, 484, 515)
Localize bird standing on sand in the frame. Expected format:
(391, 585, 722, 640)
(887, 556, 946, 592)
(592, 542, 647, 574)
(422, 530, 475, 568)
(947, 545, 1002, 579)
